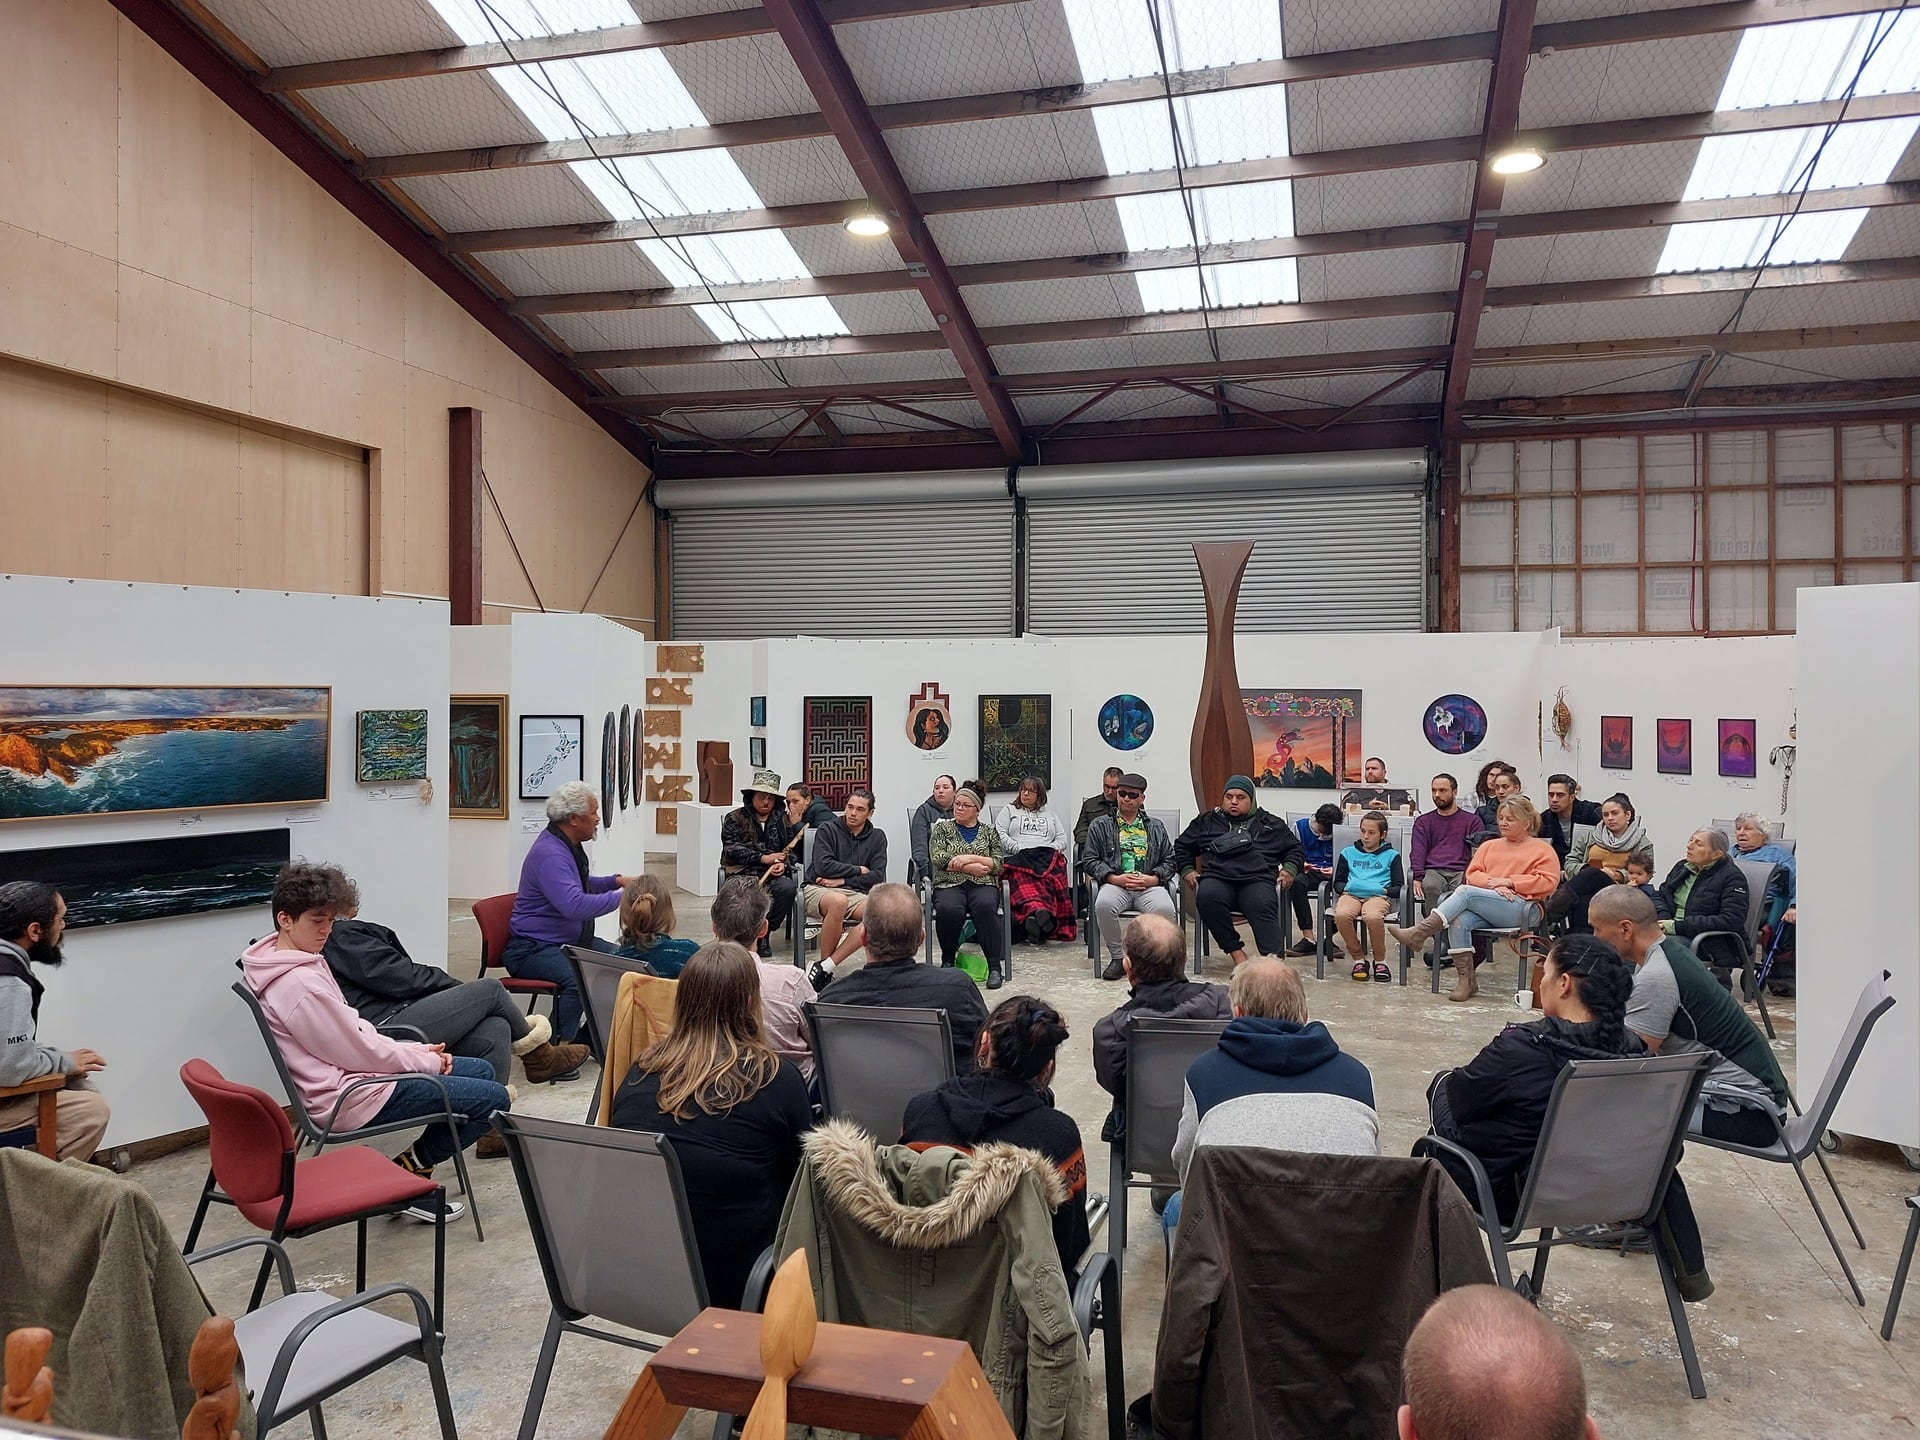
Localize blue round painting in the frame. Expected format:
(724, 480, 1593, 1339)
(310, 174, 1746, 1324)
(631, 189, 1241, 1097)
(1423, 694, 1488, 755)
(1098, 694, 1153, 751)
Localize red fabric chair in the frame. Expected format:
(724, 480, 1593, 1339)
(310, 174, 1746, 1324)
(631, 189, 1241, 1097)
(473, 892, 556, 1017)
(179, 1059, 449, 1332)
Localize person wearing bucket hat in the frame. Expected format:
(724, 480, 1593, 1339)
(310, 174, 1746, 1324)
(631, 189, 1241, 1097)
(721, 767, 802, 947)
(1173, 775, 1304, 965)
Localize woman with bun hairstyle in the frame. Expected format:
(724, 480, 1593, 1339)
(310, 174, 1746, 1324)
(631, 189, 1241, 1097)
(901, 995, 1089, 1272)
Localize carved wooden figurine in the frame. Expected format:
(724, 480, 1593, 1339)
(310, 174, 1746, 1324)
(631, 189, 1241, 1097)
(182, 1316, 242, 1440)
(2, 1327, 53, 1423)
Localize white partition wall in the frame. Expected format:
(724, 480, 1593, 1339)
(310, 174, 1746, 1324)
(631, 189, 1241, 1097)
(1796, 583, 1919, 1148)
(0, 576, 451, 1146)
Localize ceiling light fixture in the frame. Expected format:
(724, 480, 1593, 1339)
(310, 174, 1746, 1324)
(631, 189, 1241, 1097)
(1489, 148, 1547, 176)
(844, 211, 891, 237)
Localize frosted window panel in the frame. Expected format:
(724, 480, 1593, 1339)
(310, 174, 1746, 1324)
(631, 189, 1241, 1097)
(574, 150, 764, 222)
(1580, 435, 1637, 491)
(1461, 570, 1516, 631)
(640, 233, 812, 288)
(1843, 484, 1906, 558)
(1580, 570, 1640, 633)
(495, 52, 705, 139)
(1774, 485, 1836, 559)
(1134, 257, 1298, 311)
(1645, 567, 1702, 631)
(1708, 566, 1770, 631)
(1516, 568, 1576, 631)
(1658, 209, 1868, 273)
(1515, 439, 1576, 493)
(1842, 424, 1905, 479)
(1643, 491, 1703, 563)
(1060, 0, 1284, 83)
(1708, 430, 1766, 485)
(1464, 442, 1515, 494)
(1095, 89, 1293, 176)
(1518, 497, 1576, 567)
(1460, 498, 1514, 565)
(1708, 490, 1769, 562)
(429, 0, 635, 44)
(692, 297, 850, 343)
(1715, 11, 1920, 110)
(1678, 119, 1920, 202)
(1643, 433, 1699, 488)
(1776, 427, 1836, 483)
(1579, 495, 1636, 565)
(1115, 183, 1295, 249)
(1841, 561, 1906, 586)
(1775, 563, 1837, 629)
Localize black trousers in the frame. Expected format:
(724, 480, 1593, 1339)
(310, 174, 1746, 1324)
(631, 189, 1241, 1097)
(933, 882, 1006, 969)
(1195, 875, 1285, 956)
(764, 873, 797, 935)
(1559, 866, 1619, 933)
(1290, 868, 1329, 932)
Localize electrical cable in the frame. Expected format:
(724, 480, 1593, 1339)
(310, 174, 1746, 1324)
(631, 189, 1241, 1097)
(1143, 0, 1226, 372)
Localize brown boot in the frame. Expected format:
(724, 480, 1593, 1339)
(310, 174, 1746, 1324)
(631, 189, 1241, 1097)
(1447, 949, 1479, 1001)
(1387, 910, 1447, 950)
(522, 1040, 589, 1085)
(475, 1130, 508, 1159)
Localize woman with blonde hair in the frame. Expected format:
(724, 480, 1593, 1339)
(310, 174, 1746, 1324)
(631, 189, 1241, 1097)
(1391, 795, 1559, 1000)
(610, 941, 811, 1306)
(613, 873, 699, 977)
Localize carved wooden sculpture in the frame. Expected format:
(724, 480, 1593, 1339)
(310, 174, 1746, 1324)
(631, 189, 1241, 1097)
(1190, 541, 1257, 816)
(741, 1252, 815, 1440)
(181, 1316, 242, 1440)
(2, 1327, 53, 1423)
(646, 678, 693, 706)
(642, 710, 682, 737)
(697, 742, 734, 807)
(656, 644, 706, 674)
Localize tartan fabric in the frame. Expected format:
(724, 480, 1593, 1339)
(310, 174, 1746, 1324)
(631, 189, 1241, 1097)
(1003, 848, 1076, 941)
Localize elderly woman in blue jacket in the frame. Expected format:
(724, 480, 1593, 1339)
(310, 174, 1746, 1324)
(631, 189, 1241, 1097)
(1333, 811, 1405, 983)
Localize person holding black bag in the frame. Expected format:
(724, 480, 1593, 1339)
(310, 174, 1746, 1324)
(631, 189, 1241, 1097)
(1174, 775, 1303, 965)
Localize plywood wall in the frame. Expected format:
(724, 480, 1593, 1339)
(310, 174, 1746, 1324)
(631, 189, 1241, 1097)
(0, 1, 654, 624)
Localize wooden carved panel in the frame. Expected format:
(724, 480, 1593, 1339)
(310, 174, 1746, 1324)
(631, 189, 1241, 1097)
(655, 807, 679, 834)
(643, 709, 682, 737)
(645, 741, 683, 769)
(656, 644, 705, 673)
(647, 677, 693, 706)
(647, 774, 692, 803)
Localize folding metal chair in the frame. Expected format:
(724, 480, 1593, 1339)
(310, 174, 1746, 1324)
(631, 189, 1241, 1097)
(806, 1002, 956, 1140)
(1108, 1017, 1230, 1256)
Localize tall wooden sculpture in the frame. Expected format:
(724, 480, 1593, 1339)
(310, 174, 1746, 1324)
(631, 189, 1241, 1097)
(1190, 541, 1256, 817)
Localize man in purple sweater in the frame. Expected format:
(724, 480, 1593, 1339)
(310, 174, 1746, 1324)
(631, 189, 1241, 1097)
(1409, 773, 1478, 921)
(504, 780, 631, 1048)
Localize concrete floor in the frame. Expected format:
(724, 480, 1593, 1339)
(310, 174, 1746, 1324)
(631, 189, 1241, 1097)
(131, 869, 1920, 1439)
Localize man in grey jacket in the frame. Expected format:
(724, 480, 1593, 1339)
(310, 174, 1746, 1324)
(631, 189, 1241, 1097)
(1083, 771, 1178, 980)
(0, 881, 110, 1161)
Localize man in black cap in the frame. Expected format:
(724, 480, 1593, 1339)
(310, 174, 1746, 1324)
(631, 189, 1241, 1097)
(1083, 772, 1179, 980)
(1174, 775, 1303, 965)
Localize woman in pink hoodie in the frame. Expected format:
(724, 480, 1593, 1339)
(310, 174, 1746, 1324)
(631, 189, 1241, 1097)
(241, 863, 509, 1213)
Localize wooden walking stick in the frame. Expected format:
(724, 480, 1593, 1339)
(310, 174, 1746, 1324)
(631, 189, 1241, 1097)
(2, 1327, 53, 1424)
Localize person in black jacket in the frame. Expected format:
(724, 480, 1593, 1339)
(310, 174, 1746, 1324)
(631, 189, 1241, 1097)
(803, 787, 888, 987)
(1091, 913, 1230, 1120)
(325, 910, 590, 1093)
(1539, 774, 1605, 864)
(1426, 933, 1712, 1301)
(814, 883, 987, 1077)
(1173, 775, 1303, 964)
(722, 769, 800, 945)
(901, 994, 1090, 1274)
(1654, 829, 1751, 977)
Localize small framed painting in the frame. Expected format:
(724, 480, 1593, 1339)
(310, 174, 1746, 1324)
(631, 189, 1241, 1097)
(749, 736, 766, 768)
(1656, 718, 1692, 776)
(750, 696, 767, 728)
(519, 714, 585, 800)
(1717, 718, 1758, 778)
(1599, 715, 1633, 770)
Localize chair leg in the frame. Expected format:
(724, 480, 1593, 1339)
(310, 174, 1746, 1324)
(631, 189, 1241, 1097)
(1786, 1150, 1865, 1305)
(1109, 1150, 1127, 1256)
(1100, 1261, 1125, 1440)
(434, 1188, 448, 1337)
(444, 1119, 485, 1242)
(1527, 1229, 1554, 1294)
(517, 1310, 567, 1440)
(309, 1405, 329, 1440)
(249, 1250, 275, 1314)
(1653, 1238, 1708, 1399)
(356, 1218, 368, 1294)
(1754, 985, 1777, 1040)
(1810, 1145, 1868, 1249)
(1881, 1202, 1920, 1340)
(185, 1170, 218, 1252)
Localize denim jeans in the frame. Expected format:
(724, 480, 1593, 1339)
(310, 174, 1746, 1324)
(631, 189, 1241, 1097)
(501, 934, 615, 1044)
(1434, 885, 1536, 950)
(386, 977, 531, 1084)
(370, 1056, 508, 1169)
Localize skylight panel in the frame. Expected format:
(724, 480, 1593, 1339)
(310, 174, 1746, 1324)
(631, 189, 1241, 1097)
(1117, 181, 1295, 252)
(429, 0, 636, 46)
(1715, 10, 1920, 110)
(639, 233, 813, 290)
(1137, 258, 1298, 312)
(1059, 0, 1283, 82)
(1093, 89, 1294, 174)
(694, 298, 851, 344)
(1659, 209, 1870, 273)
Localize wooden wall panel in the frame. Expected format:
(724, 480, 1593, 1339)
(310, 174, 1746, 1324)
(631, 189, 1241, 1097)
(0, 363, 110, 578)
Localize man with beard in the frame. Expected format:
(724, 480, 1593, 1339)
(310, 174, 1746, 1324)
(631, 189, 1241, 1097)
(0, 881, 110, 1160)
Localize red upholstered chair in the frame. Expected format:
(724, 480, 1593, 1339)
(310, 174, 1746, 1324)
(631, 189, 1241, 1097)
(473, 892, 557, 1017)
(179, 1059, 449, 1333)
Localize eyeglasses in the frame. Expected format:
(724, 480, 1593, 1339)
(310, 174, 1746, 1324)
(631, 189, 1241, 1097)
(1116, 789, 1143, 799)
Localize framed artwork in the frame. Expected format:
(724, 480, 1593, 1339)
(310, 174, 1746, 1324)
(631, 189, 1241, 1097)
(355, 708, 428, 783)
(618, 705, 632, 810)
(1422, 694, 1487, 755)
(1718, 718, 1758, 778)
(0, 686, 330, 820)
(1098, 694, 1154, 751)
(750, 696, 767, 728)
(601, 712, 617, 827)
(1599, 715, 1633, 770)
(749, 736, 766, 768)
(0, 828, 290, 928)
(449, 696, 507, 818)
(908, 682, 951, 752)
(1657, 718, 1693, 776)
(519, 714, 584, 800)
(978, 694, 1051, 790)
(803, 697, 873, 808)
(1240, 688, 1362, 788)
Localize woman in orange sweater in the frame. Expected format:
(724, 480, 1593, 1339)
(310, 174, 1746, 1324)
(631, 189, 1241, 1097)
(1391, 796, 1559, 1000)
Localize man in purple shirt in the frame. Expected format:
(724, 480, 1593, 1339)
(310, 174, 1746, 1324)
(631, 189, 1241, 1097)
(504, 780, 631, 1049)
(1409, 773, 1478, 922)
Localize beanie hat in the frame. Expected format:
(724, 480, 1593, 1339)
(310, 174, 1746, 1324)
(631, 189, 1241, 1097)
(1224, 774, 1256, 798)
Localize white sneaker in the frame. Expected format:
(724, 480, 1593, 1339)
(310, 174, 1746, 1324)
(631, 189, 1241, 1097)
(401, 1193, 467, 1224)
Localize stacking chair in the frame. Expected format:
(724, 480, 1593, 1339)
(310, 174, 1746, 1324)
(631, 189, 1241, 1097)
(1881, 1195, 1920, 1339)
(1108, 1017, 1230, 1256)
(565, 944, 667, 1121)
(473, 893, 556, 1020)
(1414, 1051, 1716, 1398)
(1427, 901, 1545, 996)
(1690, 968, 1895, 1307)
(495, 1113, 764, 1440)
(179, 1059, 452, 1334)
(806, 1002, 955, 1140)
(185, 1236, 456, 1438)
(919, 873, 1015, 977)
(226, 981, 484, 1240)
(1685, 857, 1779, 1031)
(1082, 870, 1185, 977)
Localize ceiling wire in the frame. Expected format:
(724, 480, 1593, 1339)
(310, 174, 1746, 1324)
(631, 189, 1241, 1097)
(1142, 0, 1226, 373)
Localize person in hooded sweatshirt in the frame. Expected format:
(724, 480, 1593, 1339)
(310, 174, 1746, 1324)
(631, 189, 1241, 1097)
(1163, 957, 1377, 1233)
(901, 994, 1090, 1274)
(241, 863, 509, 1214)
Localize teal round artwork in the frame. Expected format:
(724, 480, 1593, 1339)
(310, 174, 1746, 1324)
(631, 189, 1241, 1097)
(1098, 694, 1153, 751)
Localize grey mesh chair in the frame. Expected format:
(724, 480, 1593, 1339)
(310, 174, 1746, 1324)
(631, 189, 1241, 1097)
(185, 1236, 455, 1438)
(496, 1113, 766, 1440)
(1691, 968, 1895, 1308)
(1882, 1196, 1920, 1340)
(565, 945, 665, 1121)
(1312, 822, 1415, 984)
(806, 1002, 955, 1140)
(1415, 1050, 1716, 1397)
(1109, 1016, 1230, 1255)
(920, 872, 1015, 977)
(228, 981, 483, 1241)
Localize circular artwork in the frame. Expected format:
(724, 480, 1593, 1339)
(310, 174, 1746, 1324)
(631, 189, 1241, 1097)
(601, 711, 617, 828)
(1098, 694, 1154, 751)
(1423, 694, 1488, 755)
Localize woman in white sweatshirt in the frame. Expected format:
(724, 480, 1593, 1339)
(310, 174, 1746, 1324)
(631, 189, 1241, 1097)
(994, 776, 1076, 945)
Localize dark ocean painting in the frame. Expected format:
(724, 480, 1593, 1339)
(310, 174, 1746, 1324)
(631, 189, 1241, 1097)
(0, 828, 291, 928)
(0, 686, 330, 819)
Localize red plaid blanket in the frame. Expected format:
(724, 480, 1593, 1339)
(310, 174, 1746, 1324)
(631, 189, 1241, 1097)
(1003, 847, 1076, 941)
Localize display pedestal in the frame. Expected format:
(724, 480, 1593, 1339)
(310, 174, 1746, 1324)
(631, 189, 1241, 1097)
(676, 803, 731, 895)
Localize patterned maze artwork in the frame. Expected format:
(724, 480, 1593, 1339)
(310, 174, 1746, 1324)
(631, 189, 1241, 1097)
(979, 694, 1052, 790)
(804, 697, 873, 808)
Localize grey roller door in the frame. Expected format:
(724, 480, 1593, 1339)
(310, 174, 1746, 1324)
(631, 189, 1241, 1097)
(658, 472, 1014, 638)
(1020, 451, 1431, 634)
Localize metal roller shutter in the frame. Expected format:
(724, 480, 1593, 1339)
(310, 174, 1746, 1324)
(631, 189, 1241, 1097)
(658, 473, 1015, 638)
(1020, 451, 1431, 634)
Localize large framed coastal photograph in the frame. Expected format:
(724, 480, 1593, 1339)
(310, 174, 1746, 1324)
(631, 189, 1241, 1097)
(0, 686, 331, 820)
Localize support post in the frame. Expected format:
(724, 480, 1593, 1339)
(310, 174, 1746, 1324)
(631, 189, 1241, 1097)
(450, 407, 482, 626)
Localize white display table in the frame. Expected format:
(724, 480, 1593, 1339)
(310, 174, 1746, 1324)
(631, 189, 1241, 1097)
(676, 802, 733, 895)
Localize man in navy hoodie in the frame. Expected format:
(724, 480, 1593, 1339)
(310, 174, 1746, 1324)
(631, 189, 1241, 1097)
(1164, 956, 1377, 1232)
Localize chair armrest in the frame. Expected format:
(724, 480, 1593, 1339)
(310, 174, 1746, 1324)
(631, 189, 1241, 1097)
(1683, 929, 1744, 958)
(255, 1283, 438, 1423)
(1411, 1132, 1510, 1253)
(184, 1235, 296, 1299)
(740, 1246, 779, 1313)
(1071, 1250, 1116, 1346)
(378, 1023, 429, 1042)
(318, 1070, 455, 1142)
(0, 1071, 69, 1101)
